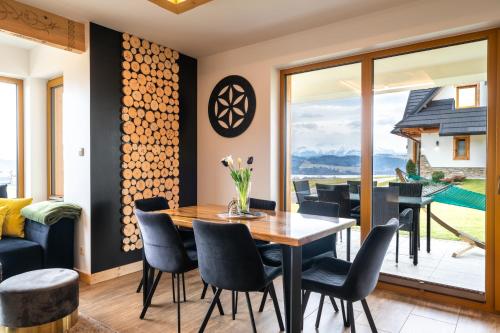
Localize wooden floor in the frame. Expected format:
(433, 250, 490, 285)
(80, 270, 500, 333)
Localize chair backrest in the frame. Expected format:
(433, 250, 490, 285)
(293, 180, 310, 193)
(317, 189, 341, 203)
(135, 209, 191, 273)
(193, 220, 267, 292)
(0, 184, 7, 198)
(293, 180, 311, 204)
(249, 198, 276, 211)
(344, 219, 398, 301)
(389, 182, 423, 197)
(347, 180, 360, 194)
(372, 187, 399, 227)
(316, 183, 336, 191)
(134, 197, 169, 212)
(347, 180, 378, 193)
(298, 201, 339, 259)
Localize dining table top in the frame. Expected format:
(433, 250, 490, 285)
(162, 204, 356, 247)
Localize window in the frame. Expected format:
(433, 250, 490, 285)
(47, 77, 64, 198)
(0, 77, 24, 198)
(456, 84, 479, 108)
(453, 135, 470, 160)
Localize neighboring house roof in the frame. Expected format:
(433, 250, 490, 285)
(392, 87, 487, 137)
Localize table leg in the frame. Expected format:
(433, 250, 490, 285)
(426, 203, 431, 253)
(413, 207, 419, 266)
(346, 227, 351, 261)
(281, 245, 302, 333)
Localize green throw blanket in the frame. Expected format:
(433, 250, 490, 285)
(21, 201, 82, 226)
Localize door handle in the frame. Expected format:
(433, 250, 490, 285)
(497, 176, 500, 194)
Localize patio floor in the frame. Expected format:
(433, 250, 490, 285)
(335, 228, 485, 293)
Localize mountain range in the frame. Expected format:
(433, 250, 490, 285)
(292, 153, 407, 176)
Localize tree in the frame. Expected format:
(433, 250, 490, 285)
(406, 159, 417, 176)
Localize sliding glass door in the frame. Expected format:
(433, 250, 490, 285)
(371, 40, 487, 299)
(282, 31, 497, 303)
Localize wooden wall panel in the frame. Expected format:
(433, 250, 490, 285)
(120, 33, 181, 251)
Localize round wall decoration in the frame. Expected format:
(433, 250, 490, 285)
(208, 75, 256, 138)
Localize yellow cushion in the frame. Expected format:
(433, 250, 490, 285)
(0, 198, 33, 238)
(0, 205, 8, 240)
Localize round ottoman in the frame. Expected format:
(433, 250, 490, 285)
(0, 268, 79, 332)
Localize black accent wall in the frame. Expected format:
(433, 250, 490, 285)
(90, 23, 197, 273)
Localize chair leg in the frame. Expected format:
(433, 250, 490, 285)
(396, 229, 399, 264)
(361, 299, 377, 333)
(245, 292, 257, 333)
(268, 283, 284, 332)
(182, 273, 186, 302)
(329, 296, 339, 312)
(172, 273, 176, 303)
(347, 301, 356, 333)
(315, 294, 325, 328)
(232, 291, 236, 320)
(212, 286, 225, 316)
(340, 300, 349, 327)
(136, 277, 143, 293)
(199, 288, 222, 333)
(302, 290, 311, 316)
(177, 273, 181, 333)
(140, 271, 163, 319)
(201, 281, 208, 299)
(301, 290, 311, 330)
(258, 287, 269, 312)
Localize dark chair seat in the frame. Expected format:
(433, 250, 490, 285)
(258, 244, 335, 269)
(0, 238, 43, 279)
(302, 257, 351, 298)
(263, 265, 281, 283)
(186, 248, 198, 263)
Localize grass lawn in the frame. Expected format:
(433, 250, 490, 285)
(291, 178, 486, 241)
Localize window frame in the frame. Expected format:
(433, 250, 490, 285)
(46, 76, 64, 199)
(453, 135, 471, 160)
(456, 83, 480, 109)
(0, 76, 24, 198)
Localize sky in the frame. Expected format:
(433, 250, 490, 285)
(0, 82, 18, 170)
(290, 90, 410, 156)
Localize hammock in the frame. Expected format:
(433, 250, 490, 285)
(396, 169, 485, 257)
(407, 173, 485, 211)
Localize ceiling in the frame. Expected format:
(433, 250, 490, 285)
(18, 0, 416, 57)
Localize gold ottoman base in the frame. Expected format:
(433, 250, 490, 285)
(0, 309, 78, 333)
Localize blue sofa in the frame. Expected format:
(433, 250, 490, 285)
(0, 218, 75, 279)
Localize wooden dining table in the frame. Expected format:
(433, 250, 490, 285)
(145, 204, 356, 333)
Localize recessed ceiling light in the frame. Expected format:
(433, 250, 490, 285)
(149, 0, 213, 14)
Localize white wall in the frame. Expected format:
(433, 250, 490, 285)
(0, 44, 29, 78)
(197, 0, 500, 207)
(26, 29, 91, 273)
(421, 133, 486, 168)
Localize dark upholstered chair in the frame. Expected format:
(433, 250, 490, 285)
(302, 219, 398, 331)
(134, 197, 198, 298)
(249, 197, 276, 211)
(0, 184, 7, 198)
(292, 180, 311, 205)
(136, 210, 222, 333)
(258, 201, 340, 313)
(193, 220, 284, 333)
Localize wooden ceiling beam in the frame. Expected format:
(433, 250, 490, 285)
(0, 0, 85, 53)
